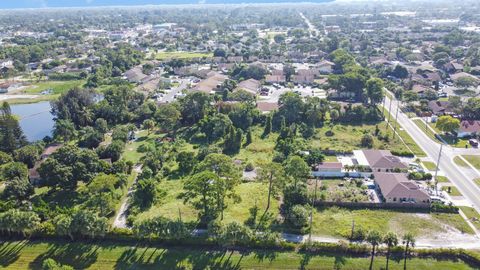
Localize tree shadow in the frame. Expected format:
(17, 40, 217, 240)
(253, 249, 278, 263)
(299, 252, 312, 270)
(0, 241, 27, 267)
(29, 241, 99, 269)
(114, 246, 246, 270)
(334, 255, 347, 270)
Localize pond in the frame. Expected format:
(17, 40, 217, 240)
(11, 101, 54, 142)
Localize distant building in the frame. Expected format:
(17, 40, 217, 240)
(256, 101, 279, 114)
(428, 100, 453, 116)
(192, 72, 228, 94)
(124, 66, 147, 83)
(444, 62, 464, 74)
(265, 75, 286, 84)
(235, 79, 261, 95)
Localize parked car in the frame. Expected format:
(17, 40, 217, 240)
(431, 196, 447, 205)
(469, 139, 479, 148)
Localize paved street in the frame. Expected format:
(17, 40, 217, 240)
(384, 95, 480, 212)
(161, 79, 188, 103)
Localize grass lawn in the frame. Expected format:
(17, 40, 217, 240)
(454, 157, 469, 167)
(234, 126, 278, 166)
(462, 155, 480, 170)
(475, 178, 480, 186)
(323, 155, 338, 162)
(412, 119, 469, 148)
(136, 181, 280, 228)
(122, 130, 164, 164)
(435, 176, 450, 183)
(380, 108, 426, 157)
(20, 80, 85, 95)
(309, 121, 417, 156)
(311, 207, 474, 238)
(459, 206, 480, 231)
(0, 240, 475, 270)
(422, 161, 437, 171)
(442, 186, 463, 197)
(156, 51, 213, 60)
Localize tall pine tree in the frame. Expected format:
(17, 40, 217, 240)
(0, 102, 27, 154)
(262, 114, 272, 137)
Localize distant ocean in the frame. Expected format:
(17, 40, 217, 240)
(0, 0, 334, 9)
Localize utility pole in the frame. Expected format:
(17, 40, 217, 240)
(382, 96, 386, 117)
(425, 115, 429, 132)
(434, 143, 444, 196)
(386, 96, 393, 130)
(308, 177, 319, 243)
(393, 99, 400, 140)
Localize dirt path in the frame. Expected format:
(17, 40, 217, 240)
(112, 165, 142, 229)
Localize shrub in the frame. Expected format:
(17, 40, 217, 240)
(245, 162, 254, 172)
(361, 134, 373, 148)
(287, 205, 309, 229)
(283, 184, 308, 207)
(431, 203, 459, 213)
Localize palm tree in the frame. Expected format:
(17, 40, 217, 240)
(402, 233, 416, 270)
(383, 232, 399, 270)
(366, 230, 382, 270)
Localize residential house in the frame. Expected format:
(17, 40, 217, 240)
(312, 162, 344, 177)
(450, 72, 480, 84)
(292, 69, 316, 85)
(265, 75, 286, 84)
(457, 120, 480, 138)
(428, 100, 453, 116)
(353, 150, 408, 172)
(29, 144, 63, 184)
(192, 72, 228, 94)
(227, 56, 243, 63)
(411, 84, 432, 98)
(373, 172, 430, 205)
(256, 101, 279, 114)
(235, 79, 261, 95)
(317, 60, 334, 74)
(124, 66, 147, 83)
(444, 62, 464, 73)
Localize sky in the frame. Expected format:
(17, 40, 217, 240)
(0, 0, 334, 9)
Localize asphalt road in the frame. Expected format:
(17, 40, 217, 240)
(384, 95, 480, 212)
(162, 79, 188, 103)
